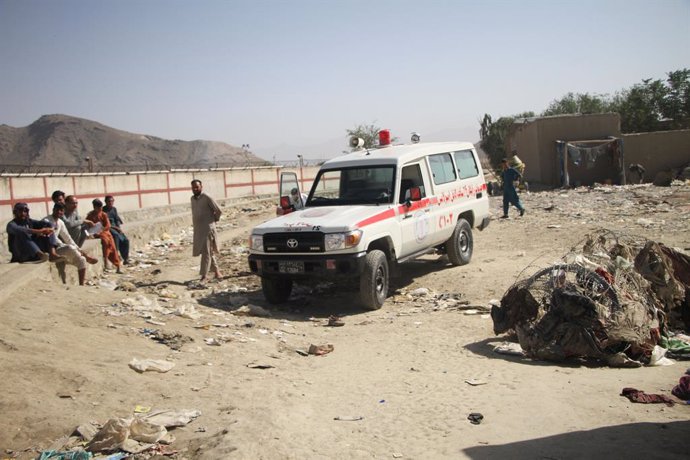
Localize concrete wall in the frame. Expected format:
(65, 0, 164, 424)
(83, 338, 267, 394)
(1, 165, 320, 225)
(622, 129, 690, 181)
(507, 113, 621, 185)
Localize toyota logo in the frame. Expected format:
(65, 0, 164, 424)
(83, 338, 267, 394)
(286, 238, 298, 248)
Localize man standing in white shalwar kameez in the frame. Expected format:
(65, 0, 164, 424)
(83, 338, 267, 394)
(191, 179, 222, 282)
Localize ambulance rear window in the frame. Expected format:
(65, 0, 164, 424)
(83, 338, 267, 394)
(454, 150, 479, 179)
(428, 153, 457, 185)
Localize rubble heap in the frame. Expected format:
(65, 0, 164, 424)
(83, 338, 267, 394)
(491, 229, 690, 367)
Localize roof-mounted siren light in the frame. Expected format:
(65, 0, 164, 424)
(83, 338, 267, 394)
(411, 132, 421, 143)
(349, 136, 365, 150)
(378, 129, 391, 147)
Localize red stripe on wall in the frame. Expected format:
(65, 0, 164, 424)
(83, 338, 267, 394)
(0, 186, 192, 208)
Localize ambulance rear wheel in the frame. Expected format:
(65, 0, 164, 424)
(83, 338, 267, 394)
(447, 218, 473, 266)
(359, 250, 389, 310)
(262, 277, 293, 304)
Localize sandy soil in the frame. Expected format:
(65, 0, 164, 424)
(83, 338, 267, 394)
(1, 184, 689, 459)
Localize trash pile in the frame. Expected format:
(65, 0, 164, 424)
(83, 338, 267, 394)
(491, 229, 690, 367)
(37, 409, 200, 459)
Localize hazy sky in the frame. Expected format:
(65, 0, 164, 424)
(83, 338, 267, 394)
(1, 0, 688, 161)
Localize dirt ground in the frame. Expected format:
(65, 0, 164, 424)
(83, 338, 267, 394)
(1, 184, 689, 459)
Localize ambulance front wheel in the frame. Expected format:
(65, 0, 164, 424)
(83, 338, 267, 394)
(262, 277, 293, 304)
(359, 250, 389, 310)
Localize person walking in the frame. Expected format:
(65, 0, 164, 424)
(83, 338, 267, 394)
(191, 179, 222, 282)
(501, 159, 525, 218)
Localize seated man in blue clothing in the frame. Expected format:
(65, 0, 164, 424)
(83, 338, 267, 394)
(6, 202, 63, 263)
(103, 195, 130, 264)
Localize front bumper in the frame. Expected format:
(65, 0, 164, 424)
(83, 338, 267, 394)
(248, 252, 367, 279)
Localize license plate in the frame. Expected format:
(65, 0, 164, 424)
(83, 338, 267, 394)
(279, 261, 304, 274)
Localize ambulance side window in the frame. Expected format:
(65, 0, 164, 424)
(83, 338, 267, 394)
(399, 164, 426, 204)
(454, 149, 479, 179)
(428, 153, 457, 185)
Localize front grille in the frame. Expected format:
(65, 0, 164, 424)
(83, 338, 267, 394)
(263, 232, 324, 252)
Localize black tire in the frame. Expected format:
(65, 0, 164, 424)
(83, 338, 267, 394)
(359, 250, 389, 310)
(447, 218, 473, 266)
(261, 277, 293, 304)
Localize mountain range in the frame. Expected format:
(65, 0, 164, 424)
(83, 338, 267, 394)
(0, 114, 265, 172)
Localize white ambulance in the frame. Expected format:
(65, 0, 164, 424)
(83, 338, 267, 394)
(248, 131, 491, 310)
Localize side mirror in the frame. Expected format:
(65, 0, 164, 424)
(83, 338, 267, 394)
(280, 196, 291, 209)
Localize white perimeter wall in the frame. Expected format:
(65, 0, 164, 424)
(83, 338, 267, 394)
(1, 166, 318, 223)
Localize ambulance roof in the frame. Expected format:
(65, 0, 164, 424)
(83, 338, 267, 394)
(321, 141, 476, 169)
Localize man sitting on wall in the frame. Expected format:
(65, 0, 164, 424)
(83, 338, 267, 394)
(44, 203, 98, 285)
(6, 202, 63, 263)
(51, 190, 66, 205)
(63, 195, 94, 247)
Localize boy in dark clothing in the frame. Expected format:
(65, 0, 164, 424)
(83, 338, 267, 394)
(501, 159, 525, 218)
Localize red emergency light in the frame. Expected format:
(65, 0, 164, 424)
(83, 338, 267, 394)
(378, 129, 391, 146)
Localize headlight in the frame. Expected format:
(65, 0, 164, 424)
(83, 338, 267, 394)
(249, 234, 264, 251)
(325, 230, 362, 251)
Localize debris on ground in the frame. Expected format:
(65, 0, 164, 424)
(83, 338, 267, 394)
(128, 358, 175, 373)
(308, 344, 334, 356)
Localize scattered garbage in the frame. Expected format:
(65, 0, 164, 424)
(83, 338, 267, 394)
(143, 409, 201, 427)
(333, 415, 363, 421)
(467, 413, 484, 425)
(327, 315, 345, 327)
(672, 375, 690, 400)
(410, 287, 431, 297)
(98, 280, 118, 291)
(231, 304, 272, 317)
(128, 358, 175, 373)
(308, 344, 334, 356)
(246, 363, 275, 369)
(620, 388, 675, 406)
(174, 303, 203, 320)
(492, 342, 525, 356)
(141, 329, 194, 350)
(38, 451, 92, 460)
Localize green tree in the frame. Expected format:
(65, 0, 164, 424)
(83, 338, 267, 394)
(479, 111, 534, 168)
(540, 69, 690, 132)
(542, 92, 611, 116)
(661, 68, 690, 128)
(346, 123, 381, 149)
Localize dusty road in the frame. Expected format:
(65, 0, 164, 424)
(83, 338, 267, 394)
(1, 184, 689, 459)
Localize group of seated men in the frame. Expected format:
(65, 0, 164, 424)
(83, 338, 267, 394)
(6, 191, 130, 285)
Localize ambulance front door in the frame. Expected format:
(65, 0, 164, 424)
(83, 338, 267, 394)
(397, 162, 433, 258)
